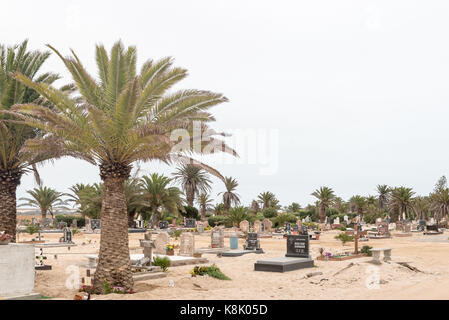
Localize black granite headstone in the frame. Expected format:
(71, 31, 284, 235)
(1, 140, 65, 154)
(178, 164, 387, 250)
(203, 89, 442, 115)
(91, 219, 101, 230)
(159, 221, 169, 229)
(285, 235, 309, 258)
(246, 233, 259, 250)
(284, 222, 291, 231)
(185, 218, 196, 228)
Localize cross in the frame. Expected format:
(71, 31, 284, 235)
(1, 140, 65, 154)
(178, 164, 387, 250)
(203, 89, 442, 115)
(354, 221, 360, 254)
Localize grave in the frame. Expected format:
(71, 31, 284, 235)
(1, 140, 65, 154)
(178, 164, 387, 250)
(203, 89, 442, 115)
(369, 222, 391, 239)
(254, 235, 314, 272)
(253, 220, 262, 233)
(159, 221, 169, 229)
(185, 218, 196, 229)
(239, 219, 249, 233)
(35, 248, 52, 270)
(197, 223, 205, 233)
(60, 227, 74, 244)
(424, 224, 443, 235)
(0, 244, 41, 299)
(90, 219, 101, 231)
(284, 222, 291, 232)
(211, 227, 224, 248)
(222, 232, 264, 257)
(154, 232, 170, 254)
(179, 232, 195, 256)
(262, 219, 272, 233)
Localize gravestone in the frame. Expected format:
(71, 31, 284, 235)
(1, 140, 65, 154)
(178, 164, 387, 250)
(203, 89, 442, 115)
(211, 227, 224, 248)
(245, 233, 261, 251)
(61, 228, 73, 243)
(179, 233, 195, 256)
(284, 222, 291, 232)
(293, 224, 299, 232)
(418, 220, 427, 231)
(159, 221, 169, 229)
(185, 218, 196, 229)
(404, 223, 411, 233)
(253, 220, 262, 233)
(90, 219, 101, 230)
(262, 219, 272, 233)
(43, 218, 52, 228)
(154, 232, 169, 254)
(377, 222, 390, 236)
(305, 216, 310, 223)
(71, 219, 77, 228)
(197, 223, 204, 233)
(333, 217, 340, 225)
(285, 235, 310, 258)
(300, 225, 308, 235)
(239, 220, 249, 232)
(344, 215, 349, 224)
(58, 222, 67, 230)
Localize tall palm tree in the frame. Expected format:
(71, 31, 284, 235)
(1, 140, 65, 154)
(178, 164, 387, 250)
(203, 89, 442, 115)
(0, 40, 65, 241)
(412, 196, 429, 220)
(67, 183, 103, 219)
(349, 195, 366, 217)
(389, 187, 415, 221)
(219, 176, 240, 211)
(311, 186, 335, 223)
(19, 186, 67, 220)
(140, 173, 184, 228)
(257, 191, 279, 210)
(376, 185, 390, 210)
(124, 178, 146, 227)
(173, 164, 213, 206)
(11, 41, 234, 291)
(197, 193, 213, 221)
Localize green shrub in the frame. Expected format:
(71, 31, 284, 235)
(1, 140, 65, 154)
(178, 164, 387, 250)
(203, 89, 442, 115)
(55, 215, 85, 228)
(262, 208, 278, 219)
(190, 264, 231, 280)
(338, 226, 347, 231)
(169, 229, 183, 239)
(102, 279, 113, 294)
(208, 215, 229, 227)
(179, 206, 199, 219)
(26, 224, 40, 235)
(153, 256, 171, 272)
(334, 233, 354, 245)
(361, 245, 373, 256)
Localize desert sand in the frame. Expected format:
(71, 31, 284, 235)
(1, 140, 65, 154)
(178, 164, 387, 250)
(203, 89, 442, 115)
(25, 229, 449, 300)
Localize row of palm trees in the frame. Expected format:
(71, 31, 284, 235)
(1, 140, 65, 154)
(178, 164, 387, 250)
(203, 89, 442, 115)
(310, 177, 449, 224)
(0, 40, 236, 291)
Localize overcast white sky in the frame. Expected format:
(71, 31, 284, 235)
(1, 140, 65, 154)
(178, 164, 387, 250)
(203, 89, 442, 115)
(2, 0, 449, 207)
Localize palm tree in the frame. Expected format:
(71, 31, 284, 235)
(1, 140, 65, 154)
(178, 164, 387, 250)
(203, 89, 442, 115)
(311, 186, 335, 223)
(213, 203, 225, 216)
(124, 178, 146, 227)
(332, 197, 348, 214)
(350, 195, 366, 217)
(197, 193, 213, 221)
(287, 202, 301, 213)
(389, 187, 415, 221)
(430, 188, 449, 224)
(11, 41, 234, 291)
(141, 173, 184, 228)
(227, 206, 249, 227)
(257, 191, 279, 210)
(412, 196, 429, 220)
(67, 183, 103, 219)
(173, 164, 213, 206)
(0, 40, 64, 241)
(376, 185, 390, 210)
(19, 186, 67, 220)
(219, 177, 240, 211)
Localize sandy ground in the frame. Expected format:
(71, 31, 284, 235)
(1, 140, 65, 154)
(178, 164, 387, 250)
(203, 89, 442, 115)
(24, 229, 449, 300)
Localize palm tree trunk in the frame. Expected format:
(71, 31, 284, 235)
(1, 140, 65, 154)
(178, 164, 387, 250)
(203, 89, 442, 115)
(0, 182, 18, 242)
(186, 189, 194, 207)
(151, 209, 160, 228)
(200, 205, 205, 221)
(128, 213, 135, 228)
(93, 176, 133, 292)
(41, 209, 47, 222)
(319, 205, 326, 223)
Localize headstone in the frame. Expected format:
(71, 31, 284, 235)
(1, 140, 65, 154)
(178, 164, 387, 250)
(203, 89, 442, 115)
(262, 218, 272, 233)
(58, 222, 67, 230)
(344, 215, 349, 223)
(300, 225, 308, 235)
(404, 223, 411, 233)
(284, 222, 291, 232)
(305, 216, 310, 223)
(285, 235, 310, 258)
(71, 219, 77, 228)
(185, 218, 196, 229)
(430, 217, 435, 224)
(159, 221, 169, 229)
(239, 220, 249, 233)
(333, 217, 340, 225)
(245, 233, 260, 251)
(253, 220, 262, 233)
(43, 218, 52, 228)
(197, 223, 204, 233)
(293, 224, 299, 232)
(179, 233, 195, 256)
(418, 220, 427, 231)
(61, 227, 73, 243)
(90, 219, 101, 230)
(154, 232, 169, 254)
(378, 222, 389, 235)
(211, 227, 224, 248)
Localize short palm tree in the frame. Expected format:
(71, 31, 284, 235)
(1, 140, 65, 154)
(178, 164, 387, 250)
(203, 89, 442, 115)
(227, 206, 249, 227)
(10, 41, 234, 291)
(140, 173, 184, 227)
(124, 178, 146, 227)
(389, 187, 415, 221)
(430, 188, 449, 224)
(19, 186, 67, 220)
(219, 177, 240, 211)
(257, 191, 279, 210)
(0, 40, 64, 241)
(350, 195, 366, 217)
(67, 183, 103, 219)
(412, 196, 429, 220)
(376, 185, 390, 210)
(311, 186, 335, 223)
(173, 164, 213, 207)
(197, 193, 213, 221)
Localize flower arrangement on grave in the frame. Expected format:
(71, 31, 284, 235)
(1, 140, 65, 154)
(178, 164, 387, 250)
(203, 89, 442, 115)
(165, 243, 175, 255)
(0, 232, 12, 244)
(112, 286, 135, 294)
(190, 264, 231, 280)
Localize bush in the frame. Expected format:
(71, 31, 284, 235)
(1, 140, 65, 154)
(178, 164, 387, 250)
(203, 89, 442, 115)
(338, 226, 347, 231)
(208, 215, 229, 227)
(169, 229, 183, 239)
(179, 206, 199, 219)
(26, 224, 40, 235)
(55, 215, 85, 228)
(153, 256, 171, 272)
(361, 245, 373, 256)
(190, 264, 231, 280)
(262, 208, 278, 219)
(334, 233, 354, 245)
(272, 213, 297, 228)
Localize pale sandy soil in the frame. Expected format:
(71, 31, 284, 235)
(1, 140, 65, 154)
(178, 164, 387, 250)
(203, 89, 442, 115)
(25, 229, 449, 300)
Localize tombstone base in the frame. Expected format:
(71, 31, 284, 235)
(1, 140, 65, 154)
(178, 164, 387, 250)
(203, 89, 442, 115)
(222, 249, 264, 257)
(254, 257, 314, 272)
(35, 265, 52, 271)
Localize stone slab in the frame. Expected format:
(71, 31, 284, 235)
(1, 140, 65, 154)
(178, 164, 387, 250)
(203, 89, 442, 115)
(221, 249, 264, 257)
(1, 292, 41, 300)
(133, 272, 167, 282)
(254, 257, 314, 272)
